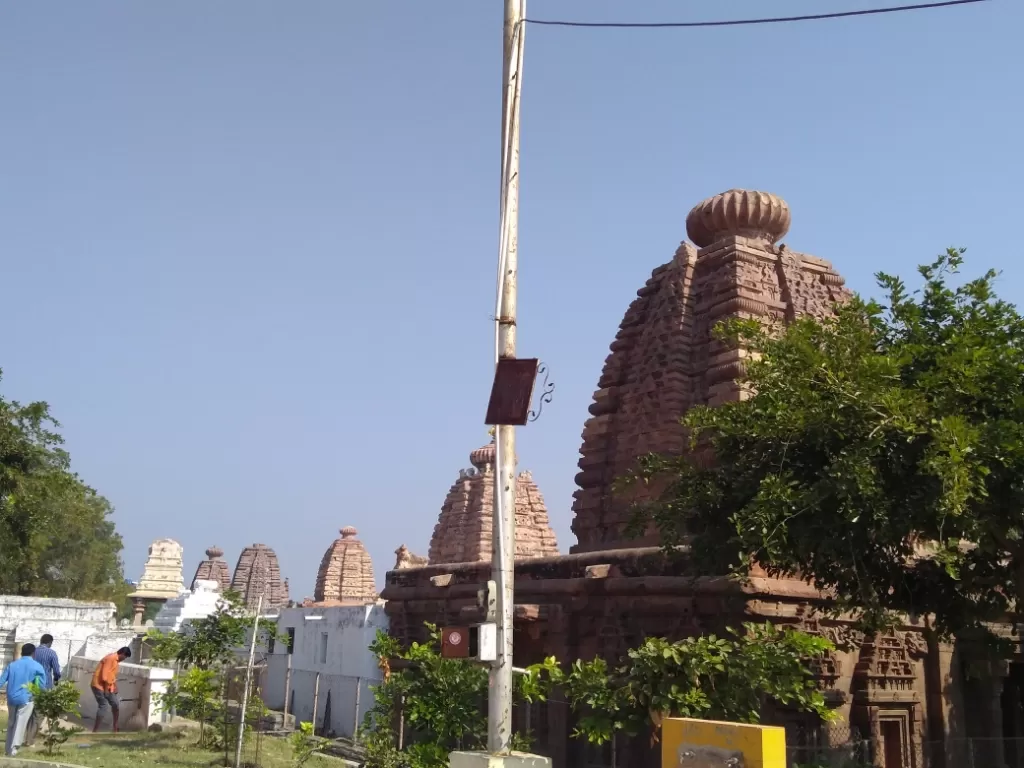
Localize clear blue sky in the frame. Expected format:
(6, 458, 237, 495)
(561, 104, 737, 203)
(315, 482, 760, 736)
(1, 1, 1020, 598)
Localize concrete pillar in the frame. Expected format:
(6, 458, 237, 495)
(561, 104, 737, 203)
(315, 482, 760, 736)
(131, 597, 147, 627)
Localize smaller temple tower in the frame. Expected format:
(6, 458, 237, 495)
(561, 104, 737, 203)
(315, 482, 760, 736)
(129, 538, 186, 626)
(428, 441, 559, 564)
(312, 526, 378, 605)
(230, 543, 289, 611)
(191, 546, 231, 591)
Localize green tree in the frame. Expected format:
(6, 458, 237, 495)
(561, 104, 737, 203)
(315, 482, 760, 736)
(553, 623, 833, 745)
(0, 370, 126, 601)
(361, 626, 537, 768)
(630, 249, 1024, 637)
(147, 591, 282, 750)
(145, 590, 254, 670)
(361, 622, 832, 766)
(289, 721, 330, 766)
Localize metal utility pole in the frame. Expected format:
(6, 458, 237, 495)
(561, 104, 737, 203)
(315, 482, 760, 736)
(234, 595, 262, 768)
(489, 0, 525, 755)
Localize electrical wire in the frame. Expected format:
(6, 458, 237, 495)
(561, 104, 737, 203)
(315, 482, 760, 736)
(525, 0, 989, 29)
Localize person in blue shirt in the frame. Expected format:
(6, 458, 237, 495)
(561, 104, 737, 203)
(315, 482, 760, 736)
(32, 635, 61, 689)
(24, 634, 62, 748)
(0, 643, 45, 757)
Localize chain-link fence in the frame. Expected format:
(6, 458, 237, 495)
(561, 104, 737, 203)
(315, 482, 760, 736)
(781, 722, 873, 768)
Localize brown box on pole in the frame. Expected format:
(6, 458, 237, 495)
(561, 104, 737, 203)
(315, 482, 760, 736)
(441, 626, 470, 658)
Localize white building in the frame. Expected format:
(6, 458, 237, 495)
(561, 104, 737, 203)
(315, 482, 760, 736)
(262, 604, 388, 738)
(152, 580, 223, 633)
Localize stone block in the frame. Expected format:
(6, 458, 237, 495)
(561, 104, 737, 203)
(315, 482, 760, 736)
(449, 751, 552, 768)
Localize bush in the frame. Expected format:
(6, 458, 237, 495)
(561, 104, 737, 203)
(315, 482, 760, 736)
(289, 721, 330, 766)
(26, 680, 83, 755)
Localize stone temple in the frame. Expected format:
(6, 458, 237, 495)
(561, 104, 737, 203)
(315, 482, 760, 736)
(191, 545, 231, 592)
(309, 526, 378, 605)
(571, 188, 847, 552)
(132, 538, 185, 598)
(230, 543, 290, 611)
(383, 190, 1010, 768)
(130, 538, 186, 626)
(427, 440, 559, 564)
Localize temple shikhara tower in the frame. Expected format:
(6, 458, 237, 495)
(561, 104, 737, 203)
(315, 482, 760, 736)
(191, 545, 231, 591)
(572, 189, 849, 552)
(310, 526, 378, 605)
(383, 190, 1006, 768)
(231, 543, 290, 611)
(428, 440, 559, 564)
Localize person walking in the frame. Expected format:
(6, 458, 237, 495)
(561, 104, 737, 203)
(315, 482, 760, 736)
(91, 646, 131, 733)
(25, 633, 62, 747)
(0, 643, 45, 756)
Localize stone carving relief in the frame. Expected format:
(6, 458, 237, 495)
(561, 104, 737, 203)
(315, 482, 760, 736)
(394, 544, 428, 570)
(799, 621, 865, 692)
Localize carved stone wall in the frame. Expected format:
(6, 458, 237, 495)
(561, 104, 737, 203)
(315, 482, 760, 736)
(394, 544, 428, 570)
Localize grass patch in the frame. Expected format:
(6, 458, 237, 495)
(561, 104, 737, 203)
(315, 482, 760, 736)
(0, 711, 344, 767)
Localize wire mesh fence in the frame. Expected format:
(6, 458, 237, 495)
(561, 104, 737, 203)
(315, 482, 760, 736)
(218, 663, 272, 768)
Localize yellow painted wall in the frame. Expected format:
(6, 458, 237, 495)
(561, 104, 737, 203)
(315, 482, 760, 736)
(661, 717, 787, 768)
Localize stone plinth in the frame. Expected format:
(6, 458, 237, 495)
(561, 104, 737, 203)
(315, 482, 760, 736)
(428, 441, 559, 564)
(312, 527, 378, 605)
(67, 656, 173, 730)
(130, 538, 185, 599)
(449, 752, 551, 768)
(571, 190, 850, 553)
(231, 543, 289, 611)
(191, 545, 231, 591)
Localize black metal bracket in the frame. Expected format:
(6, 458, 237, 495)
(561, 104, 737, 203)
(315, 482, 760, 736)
(527, 363, 555, 423)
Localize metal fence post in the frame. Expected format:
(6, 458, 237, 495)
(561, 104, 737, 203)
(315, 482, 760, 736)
(397, 695, 404, 750)
(283, 654, 292, 726)
(352, 676, 362, 741)
(312, 672, 321, 736)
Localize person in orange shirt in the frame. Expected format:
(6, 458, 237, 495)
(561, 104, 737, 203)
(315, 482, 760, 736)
(90, 647, 131, 733)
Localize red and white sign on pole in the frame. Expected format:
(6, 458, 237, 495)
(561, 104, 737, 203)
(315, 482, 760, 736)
(441, 626, 469, 658)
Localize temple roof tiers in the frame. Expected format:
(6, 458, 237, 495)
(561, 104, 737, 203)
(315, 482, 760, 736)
(428, 440, 559, 564)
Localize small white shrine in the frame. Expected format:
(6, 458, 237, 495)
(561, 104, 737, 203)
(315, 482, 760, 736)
(152, 579, 222, 633)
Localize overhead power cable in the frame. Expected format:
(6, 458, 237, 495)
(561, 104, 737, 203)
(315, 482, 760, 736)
(525, 0, 989, 29)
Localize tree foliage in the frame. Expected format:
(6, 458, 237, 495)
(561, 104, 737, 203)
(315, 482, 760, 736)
(361, 622, 832, 766)
(146, 590, 255, 670)
(148, 590, 278, 750)
(630, 249, 1024, 637)
(0, 370, 126, 601)
(289, 721, 331, 766)
(361, 626, 537, 768)
(553, 623, 833, 745)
